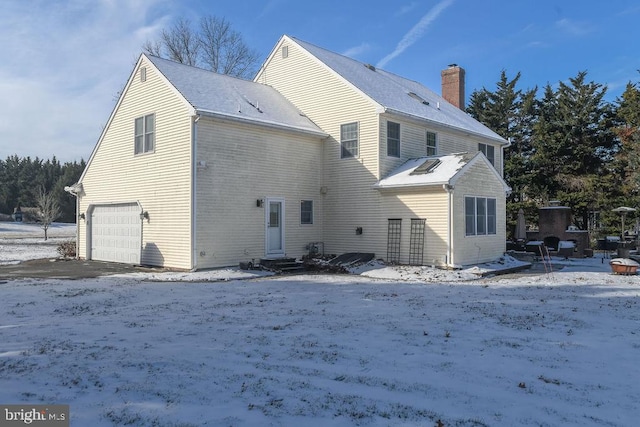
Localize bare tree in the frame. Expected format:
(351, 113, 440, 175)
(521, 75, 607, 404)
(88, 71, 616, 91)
(143, 15, 259, 79)
(199, 16, 259, 79)
(36, 186, 61, 241)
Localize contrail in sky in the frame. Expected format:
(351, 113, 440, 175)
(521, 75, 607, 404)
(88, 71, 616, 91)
(377, 0, 454, 69)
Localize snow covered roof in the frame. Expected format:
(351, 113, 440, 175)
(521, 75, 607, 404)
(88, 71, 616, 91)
(290, 37, 506, 144)
(375, 153, 474, 189)
(375, 152, 511, 192)
(146, 54, 326, 137)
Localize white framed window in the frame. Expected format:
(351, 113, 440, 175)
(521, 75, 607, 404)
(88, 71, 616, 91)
(140, 66, 147, 82)
(341, 122, 358, 158)
(479, 143, 495, 165)
(465, 196, 497, 236)
(426, 131, 437, 156)
(387, 121, 400, 157)
(300, 200, 313, 225)
(134, 114, 155, 154)
(282, 45, 289, 59)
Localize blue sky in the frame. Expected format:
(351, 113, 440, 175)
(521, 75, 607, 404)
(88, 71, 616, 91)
(1, 0, 639, 163)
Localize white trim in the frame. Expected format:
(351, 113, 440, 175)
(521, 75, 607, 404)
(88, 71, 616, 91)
(265, 197, 286, 257)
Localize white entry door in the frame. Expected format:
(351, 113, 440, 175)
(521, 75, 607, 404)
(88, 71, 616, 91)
(266, 198, 285, 257)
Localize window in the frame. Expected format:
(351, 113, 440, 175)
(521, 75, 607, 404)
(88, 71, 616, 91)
(387, 121, 400, 157)
(478, 143, 495, 165)
(465, 196, 497, 236)
(300, 200, 313, 224)
(282, 45, 288, 59)
(135, 114, 155, 154)
(140, 66, 147, 82)
(426, 131, 437, 156)
(341, 122, 358, 158)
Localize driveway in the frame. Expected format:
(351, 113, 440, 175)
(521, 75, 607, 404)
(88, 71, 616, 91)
(0, 258, 163, 280)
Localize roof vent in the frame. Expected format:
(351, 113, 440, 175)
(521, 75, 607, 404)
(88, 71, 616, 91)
(408, 92, 429, 105)
(365, 64, 376, 72)
(411, 159, 441, 175)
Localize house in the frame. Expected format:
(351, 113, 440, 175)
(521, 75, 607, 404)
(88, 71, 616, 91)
(69, 35, 509, 270)
(255, 36, 510, 267)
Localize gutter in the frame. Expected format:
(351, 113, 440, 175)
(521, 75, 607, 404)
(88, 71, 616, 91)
(443, 183, 454, 268)
(384, 108, 508, 145)
(195, 109, 328, 139)
(63, 183, 83, 259)
(191, 114, 200, 271)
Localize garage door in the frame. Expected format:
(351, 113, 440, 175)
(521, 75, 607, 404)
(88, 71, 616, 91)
(89, 203, 141, 264)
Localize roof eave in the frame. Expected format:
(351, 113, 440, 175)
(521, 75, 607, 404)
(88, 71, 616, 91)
(195, 109, 328, 139)
(384, 108, 508, 145)
(374, 181, 450, 190)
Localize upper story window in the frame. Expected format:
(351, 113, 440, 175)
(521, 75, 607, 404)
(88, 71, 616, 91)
(135, 113, 155, 155)
(300, 200, 313, 224)
(426, 131, 437, 156)
(387, 121, 400, 157)
(140, 66, 147, 83)
(341, 122, 358, 158)
(479, 143, 495, 165)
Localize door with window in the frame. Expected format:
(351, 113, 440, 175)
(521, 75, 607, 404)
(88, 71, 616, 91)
(266, 198, 285, 257)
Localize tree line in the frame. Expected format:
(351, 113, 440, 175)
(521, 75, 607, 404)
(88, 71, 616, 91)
(0, 155, 85, 223)
(467, 70, 640, 238)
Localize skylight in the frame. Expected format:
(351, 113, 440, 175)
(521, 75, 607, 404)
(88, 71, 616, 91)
(408, 92, 429, 105)
(410, 159, 441, 175)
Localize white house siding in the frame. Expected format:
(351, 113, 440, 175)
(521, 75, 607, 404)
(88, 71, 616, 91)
(451, 161, 507, 265)
(194, 117, 324, 268)
(378, 187, 450, 266)
(78, 57, 193, 269)
(256, 38, 384, 257)
(379, 114, 504, 179)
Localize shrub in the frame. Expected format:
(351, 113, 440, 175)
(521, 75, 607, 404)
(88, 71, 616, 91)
(57, 240, 76, 258)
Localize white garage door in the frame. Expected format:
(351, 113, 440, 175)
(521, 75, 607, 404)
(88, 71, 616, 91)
(90, 203, 141, 264)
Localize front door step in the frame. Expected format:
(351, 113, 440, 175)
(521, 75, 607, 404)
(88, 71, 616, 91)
(260, 257, 305, 273)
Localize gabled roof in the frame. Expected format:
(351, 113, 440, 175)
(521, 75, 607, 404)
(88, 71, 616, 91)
(146, 54, 326, 137)
(375, 152, 510, 191)
(287, 36, 506, 144)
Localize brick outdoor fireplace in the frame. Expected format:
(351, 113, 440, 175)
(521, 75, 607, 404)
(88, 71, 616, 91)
(526, 202, 591, 258)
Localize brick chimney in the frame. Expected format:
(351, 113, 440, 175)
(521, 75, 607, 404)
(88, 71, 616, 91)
(441, 64, 465, 110)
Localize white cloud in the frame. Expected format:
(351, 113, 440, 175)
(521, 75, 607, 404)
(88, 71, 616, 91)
(555, 18, 594, 36)
(342, 43, 372, 58)
(377, 0, 454, 69)
(0, 0, 171, 162)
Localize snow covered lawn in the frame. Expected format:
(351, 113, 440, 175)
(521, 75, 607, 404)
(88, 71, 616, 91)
(0, 223, 639, 426)
(0, 222, 75, 265)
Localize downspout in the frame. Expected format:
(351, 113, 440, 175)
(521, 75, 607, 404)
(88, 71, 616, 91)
(191, 114, 200, 271)
(501, 137, 512, 177)
(443, 184, 454, 267)
(63, 184, 82, 259)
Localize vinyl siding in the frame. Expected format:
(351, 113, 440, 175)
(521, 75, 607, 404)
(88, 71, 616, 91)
(379, 114, 504, 179)
(194, 116, 323, 268)
(452, 161, 507, 265)
(256, 38, 383, 256)
(78, 56, 193, 269)
(379, 188, 450, 266)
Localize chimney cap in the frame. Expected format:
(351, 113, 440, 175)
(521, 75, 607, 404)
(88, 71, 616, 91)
(448, 63, 458, 68)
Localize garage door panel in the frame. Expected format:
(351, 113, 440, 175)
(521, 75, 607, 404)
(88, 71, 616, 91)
(90, 203, 141, 264)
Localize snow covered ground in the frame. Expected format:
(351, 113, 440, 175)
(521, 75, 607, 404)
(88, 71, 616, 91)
(0, 222, 639, 426)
